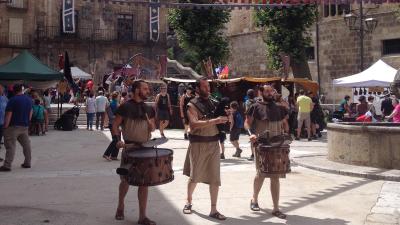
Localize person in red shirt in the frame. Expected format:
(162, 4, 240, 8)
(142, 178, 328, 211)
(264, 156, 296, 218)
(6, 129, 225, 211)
(86, 80, 94, 91)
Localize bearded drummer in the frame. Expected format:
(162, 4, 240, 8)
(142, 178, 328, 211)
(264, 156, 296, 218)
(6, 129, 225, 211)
(112, 79, 157, 225)
(245, 85, 289, 219)
(182, 77, 229, 220)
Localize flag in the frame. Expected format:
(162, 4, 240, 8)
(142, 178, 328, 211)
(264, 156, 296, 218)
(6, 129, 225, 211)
(64, 52, 79, 94)
(219, 65, 229, 79)
(58, 54, 64, 70)
(62, 0, 75, 33)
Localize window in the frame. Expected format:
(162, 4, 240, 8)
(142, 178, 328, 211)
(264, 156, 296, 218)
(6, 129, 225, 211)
(330, 4, 336, 17)
(8, 18, 23, 46)
(117, 14, 134, 42)
(382, 39, 400, 55)
(323, 4, 329, 17)
(322, 3, 350, 17)
(338, 4, 350, 16)
(306, 47, 315, 61)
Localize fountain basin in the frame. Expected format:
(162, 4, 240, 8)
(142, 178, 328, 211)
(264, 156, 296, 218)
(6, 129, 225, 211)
(327, 122, 400, 169)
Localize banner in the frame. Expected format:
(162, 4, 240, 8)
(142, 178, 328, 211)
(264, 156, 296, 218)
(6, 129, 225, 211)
(63, 0, 75, 33)
(149, 0, 159, 42)
(83, 0, 400, 9)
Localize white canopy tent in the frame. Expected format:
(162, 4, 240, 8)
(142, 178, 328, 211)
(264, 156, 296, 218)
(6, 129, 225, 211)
(333, 60, 397, 87)
(60, 67, 92, 80)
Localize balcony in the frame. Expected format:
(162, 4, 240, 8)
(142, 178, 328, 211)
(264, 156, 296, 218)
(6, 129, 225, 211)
(0, 33, 32, 48)
(7, 0, 28, 10)
(36, 26, 167, 46)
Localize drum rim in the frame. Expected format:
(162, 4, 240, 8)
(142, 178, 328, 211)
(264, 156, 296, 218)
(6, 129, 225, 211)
(128, 176, 175, 187)
(126, 148, 173, 157)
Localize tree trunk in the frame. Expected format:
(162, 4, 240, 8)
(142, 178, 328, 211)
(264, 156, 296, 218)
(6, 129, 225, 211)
(290, 57, 312, 80)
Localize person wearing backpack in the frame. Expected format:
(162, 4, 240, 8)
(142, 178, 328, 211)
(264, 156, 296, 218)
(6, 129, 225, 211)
(31, 99, 46, 136)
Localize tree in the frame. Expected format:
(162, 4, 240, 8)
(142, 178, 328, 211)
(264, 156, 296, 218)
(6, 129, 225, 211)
(254, 5, 317, 79)
(168, 2, 231, 73)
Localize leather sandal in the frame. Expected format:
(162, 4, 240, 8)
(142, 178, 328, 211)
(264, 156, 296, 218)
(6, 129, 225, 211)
(250, 200, 260, 211)
(138, 217, 156, 225)
(182, 203, 192, 214)
(115, 209, 124, 220)
(209, 212, 227, 220)
(272, 210, 287, 219)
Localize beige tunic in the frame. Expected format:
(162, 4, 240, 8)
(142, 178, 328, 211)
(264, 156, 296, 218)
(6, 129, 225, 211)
(183, 102, 221, 186)
(248, 101, 287, 178)
(120, 118, 152, 174)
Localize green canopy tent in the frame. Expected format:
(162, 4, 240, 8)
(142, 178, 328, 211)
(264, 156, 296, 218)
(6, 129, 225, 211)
(0, 50, 63, 89)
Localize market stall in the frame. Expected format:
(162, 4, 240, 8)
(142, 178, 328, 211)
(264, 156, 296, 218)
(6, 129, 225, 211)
(60, 67, 92, 80)
(0, 50, 63, 89)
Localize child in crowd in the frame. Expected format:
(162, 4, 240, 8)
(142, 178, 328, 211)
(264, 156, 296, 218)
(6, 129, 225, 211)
(31, 99, 47, 135)
(230, 101, 244, 157)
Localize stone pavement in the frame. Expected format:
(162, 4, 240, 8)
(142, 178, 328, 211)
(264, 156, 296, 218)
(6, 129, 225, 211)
(290, 134, 400, 182)
(0, 128, 393, 225)
(365, 182, 400, 225)
(291, 134, 400, 225)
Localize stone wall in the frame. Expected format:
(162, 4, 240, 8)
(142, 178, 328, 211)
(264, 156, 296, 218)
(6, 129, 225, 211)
(225, 4, 400, 101)
(0, 0, 168, 85)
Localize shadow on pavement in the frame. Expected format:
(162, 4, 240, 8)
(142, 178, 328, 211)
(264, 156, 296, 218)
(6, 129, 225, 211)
(193, 210, 349, 225)
(191, 179, 371, 225)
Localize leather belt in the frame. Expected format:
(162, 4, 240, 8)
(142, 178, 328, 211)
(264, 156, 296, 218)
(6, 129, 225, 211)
(124, 140, 143, 150)
(188, 134, 219, 143)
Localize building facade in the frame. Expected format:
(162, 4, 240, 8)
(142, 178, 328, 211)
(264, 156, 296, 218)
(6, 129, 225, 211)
(225, 3, 400, 99)
(0, 0, 168, 85)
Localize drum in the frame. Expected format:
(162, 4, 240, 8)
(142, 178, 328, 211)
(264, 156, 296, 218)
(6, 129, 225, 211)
(122, 148, 174, 186)
(257, 144, 291, 175)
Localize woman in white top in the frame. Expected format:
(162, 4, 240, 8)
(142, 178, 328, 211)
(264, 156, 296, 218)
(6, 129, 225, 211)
(85, 92, 96, 130)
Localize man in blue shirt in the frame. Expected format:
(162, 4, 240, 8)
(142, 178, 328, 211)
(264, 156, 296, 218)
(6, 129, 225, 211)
(0, 85, 8, 162)
(0, 84, 33, 172)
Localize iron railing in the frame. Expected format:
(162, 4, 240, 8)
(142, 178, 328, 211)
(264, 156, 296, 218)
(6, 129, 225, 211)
(0, 33, 32, 48)
(7, 0, 28, 9)
(36, 26, 167, 45)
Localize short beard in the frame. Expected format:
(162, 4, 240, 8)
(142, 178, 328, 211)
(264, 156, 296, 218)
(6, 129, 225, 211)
(263, 95, 274, 103)
(199, 91, 209, 99)
(138, 92, 148, 101)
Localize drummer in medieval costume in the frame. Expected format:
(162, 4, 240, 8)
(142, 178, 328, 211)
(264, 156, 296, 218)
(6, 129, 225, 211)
(112, 80, 157, 225)
(245, 85, 289, 219)
(182, 77, 228, 220)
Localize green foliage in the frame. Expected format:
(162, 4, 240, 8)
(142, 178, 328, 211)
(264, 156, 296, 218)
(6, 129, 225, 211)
(168, 4, 231, 72)
(254, 5, 317, 70)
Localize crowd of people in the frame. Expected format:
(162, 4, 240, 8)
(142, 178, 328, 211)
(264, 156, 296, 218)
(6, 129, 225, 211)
(0, 77, 399, 225)
(337, 91, 400, 123)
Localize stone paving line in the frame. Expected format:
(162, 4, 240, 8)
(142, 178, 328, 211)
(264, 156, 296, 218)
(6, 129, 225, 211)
(365, 182, 400, 225)
(292, 155, 400, 182)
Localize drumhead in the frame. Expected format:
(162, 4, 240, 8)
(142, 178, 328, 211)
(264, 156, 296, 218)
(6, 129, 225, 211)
(258, 144, 290, 150)
(127, 148, 173, 158)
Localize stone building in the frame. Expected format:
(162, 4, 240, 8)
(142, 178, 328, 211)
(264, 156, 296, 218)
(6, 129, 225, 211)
(225, 3, 400, 100)
(0, 0, 168, 85)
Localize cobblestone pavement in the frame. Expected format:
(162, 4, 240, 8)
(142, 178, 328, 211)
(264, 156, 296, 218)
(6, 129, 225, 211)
(0, 128, 394, 225)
